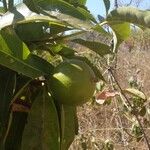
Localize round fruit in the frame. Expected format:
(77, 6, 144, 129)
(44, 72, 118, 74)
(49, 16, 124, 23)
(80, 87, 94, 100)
(50, 59, 96, 106)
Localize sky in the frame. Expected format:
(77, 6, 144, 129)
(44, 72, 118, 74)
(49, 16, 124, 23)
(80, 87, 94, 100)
(86, 0, 110, 17)
(86, 0, 109, 16)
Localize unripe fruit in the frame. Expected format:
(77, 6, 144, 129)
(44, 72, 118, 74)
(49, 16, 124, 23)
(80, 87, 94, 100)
(50, 59, 96, 106)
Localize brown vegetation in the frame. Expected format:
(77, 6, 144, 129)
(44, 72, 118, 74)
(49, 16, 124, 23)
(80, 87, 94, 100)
(70, 29, 150, 150)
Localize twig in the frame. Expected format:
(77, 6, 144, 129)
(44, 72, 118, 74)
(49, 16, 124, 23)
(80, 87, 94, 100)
(108, 67, 150, 150)
(109, 74, 128, 146)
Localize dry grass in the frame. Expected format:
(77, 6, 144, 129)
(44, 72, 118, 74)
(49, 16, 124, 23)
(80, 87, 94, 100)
(69, 31, 150, 150)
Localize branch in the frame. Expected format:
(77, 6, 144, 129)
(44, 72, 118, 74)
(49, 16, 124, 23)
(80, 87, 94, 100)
(108, 67, 150, 150)
(126, 0, 133, 6)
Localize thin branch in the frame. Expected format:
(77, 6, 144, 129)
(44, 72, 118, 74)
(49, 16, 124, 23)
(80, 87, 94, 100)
(126, 0, 133, 6)
(108, 67, 150, 150)
(109, 75, 128, 146)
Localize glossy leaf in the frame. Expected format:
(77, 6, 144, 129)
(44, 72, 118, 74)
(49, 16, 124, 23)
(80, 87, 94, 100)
(35, 0, 87, 20)
(112, 23, 130, 41)
(107, 7, 150, 28)
(35, 0, 94, 30)
(60, 105, 78, 150)
(72, 38, 112, 57)
(24, 0, 91, 29)
(0, 27, 53, 78)
(50, 44, 75, 57)
(111, 22, 131, 52)
(76, 7, 97, 23)
(93, 24, 110, 35)
(0, 3, 62, 30)
(11, 1, 106, 39)
(59, 1, 95, 22)
(58, 47, 75, 57)
(22, 87, 60, 150)
(49, 24, 109, 44)
(15, 22, 71, 42)
(123, 88, 146, 100)
(23, 0, 38, 12)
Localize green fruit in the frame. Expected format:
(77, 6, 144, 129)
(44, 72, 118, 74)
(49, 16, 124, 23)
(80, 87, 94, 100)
(50, 59, 96, 106)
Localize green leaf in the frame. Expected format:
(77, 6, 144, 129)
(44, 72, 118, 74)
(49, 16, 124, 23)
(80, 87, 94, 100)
(23, 0, 38, 12)
(78, 0, 87, 5)
(107, 7, 150, 28)
(111, 23, 131, 41)
(35, 0, 94, 30)
(50, 24, 110, 42)
(15, 22, 71, 42)
(123, 88, 146, 100)
(0, 28, 30, 58)
(58, 46, 75, 57)
(103, 0, 110, 15)
(0, 3, 63, 30)
(93, 24, 110, 35)
(50, 44, 75, 57)
(24, 54, 54, 76)
(0, 27, 53, 78)
(22, 87, 60, 150)
(17, 1, 107, 38)
(111, 22, 131, 52)
(60, 105, 78, 150)
(72, 38, 112, 57)
(59, 1, 92, 22)
(35, 0, 87, 20)
(76, 7, 97, 23)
